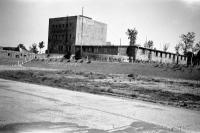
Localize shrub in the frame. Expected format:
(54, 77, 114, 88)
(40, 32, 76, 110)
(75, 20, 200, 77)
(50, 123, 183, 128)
(64, 53, 71, 59)
(128, 73, 138, 79)
(87, 60, 91, 64)
(130, 93, 137, 98)
(107, 88, 113, 93)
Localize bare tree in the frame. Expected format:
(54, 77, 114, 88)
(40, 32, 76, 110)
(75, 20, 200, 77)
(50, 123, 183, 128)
(126, 28, 138, 46)
(179, 32, 195, 55)
(163, 43, 170, 52)
(38, 41, 45, 54)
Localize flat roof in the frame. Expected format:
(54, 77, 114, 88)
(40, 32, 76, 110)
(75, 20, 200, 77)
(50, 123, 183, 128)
(49, 15, 92, 20)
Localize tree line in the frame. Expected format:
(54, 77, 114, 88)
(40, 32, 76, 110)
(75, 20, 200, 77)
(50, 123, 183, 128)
(17, 41, 45, 54)
(126, 28, 200, 55)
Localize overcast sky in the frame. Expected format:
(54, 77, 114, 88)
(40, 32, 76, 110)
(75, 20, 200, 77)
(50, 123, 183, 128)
(0, 0, 200, 52)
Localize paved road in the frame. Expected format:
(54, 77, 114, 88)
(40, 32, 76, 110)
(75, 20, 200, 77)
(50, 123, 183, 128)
(0, 79, 200, 133)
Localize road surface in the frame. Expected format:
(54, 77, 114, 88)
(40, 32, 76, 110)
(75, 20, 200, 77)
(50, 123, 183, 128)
(0, 78, 200, 133)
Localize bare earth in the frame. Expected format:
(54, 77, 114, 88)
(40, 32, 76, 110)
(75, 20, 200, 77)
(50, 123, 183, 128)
(0, 60, 200, 111)
(0, 78, 200, 133)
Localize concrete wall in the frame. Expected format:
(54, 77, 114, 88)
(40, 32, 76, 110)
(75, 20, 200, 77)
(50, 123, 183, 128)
(118, 47, 128, 56)
(135, 48, 149, 61)
(48, 15, 107, 55)
(134, 47, 187, 64)
(76, 45, 118, 55)
(82, 52, 129, 62)
(177, 55, 187, 64)
(75, 16, 107, 46)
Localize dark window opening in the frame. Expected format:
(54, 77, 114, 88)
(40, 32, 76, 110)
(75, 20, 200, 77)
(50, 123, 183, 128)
(160, 53, 162, 57)
(142, 49, 145, 54)
(16, 55, 19, 58)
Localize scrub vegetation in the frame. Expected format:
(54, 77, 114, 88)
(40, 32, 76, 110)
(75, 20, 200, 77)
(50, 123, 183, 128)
(0, 63, 200, 111)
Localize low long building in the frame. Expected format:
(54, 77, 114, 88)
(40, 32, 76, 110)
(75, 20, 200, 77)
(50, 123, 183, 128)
(0, 47, 35, 60)
(75, 45, 187, 64)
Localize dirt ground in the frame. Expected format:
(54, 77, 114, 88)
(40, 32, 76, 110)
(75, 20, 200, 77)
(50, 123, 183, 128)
(0, 60, 200, 111)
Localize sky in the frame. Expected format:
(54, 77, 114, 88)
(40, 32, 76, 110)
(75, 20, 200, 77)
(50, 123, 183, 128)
(0, 0, 200, 53)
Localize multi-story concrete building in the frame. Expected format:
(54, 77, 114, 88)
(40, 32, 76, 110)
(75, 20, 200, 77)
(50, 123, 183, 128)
(47, 15, 107, 54)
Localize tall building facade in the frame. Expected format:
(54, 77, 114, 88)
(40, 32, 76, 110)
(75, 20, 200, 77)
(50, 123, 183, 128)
(47, 15, 107, 54)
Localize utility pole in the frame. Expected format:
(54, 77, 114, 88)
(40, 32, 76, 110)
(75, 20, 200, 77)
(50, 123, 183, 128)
(81, 7, 84, 58)
(66, 15, 69, 54)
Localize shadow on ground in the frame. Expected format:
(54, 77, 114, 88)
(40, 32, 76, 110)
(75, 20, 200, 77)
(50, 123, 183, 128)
(0, 121, 182, 133)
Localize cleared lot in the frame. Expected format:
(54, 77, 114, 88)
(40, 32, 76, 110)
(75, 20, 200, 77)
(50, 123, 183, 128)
(0, 68, 200, 111)
(0, 78, 200, 133)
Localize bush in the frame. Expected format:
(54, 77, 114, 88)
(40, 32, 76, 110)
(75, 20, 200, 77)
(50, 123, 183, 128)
(130, 93, 137, 98)
(87, 60, 91, 64)
(75, 50, 82, 60)
(128, 73, 138, 79)
(64, 52, 71, 59)
(107, 88, 113, 93)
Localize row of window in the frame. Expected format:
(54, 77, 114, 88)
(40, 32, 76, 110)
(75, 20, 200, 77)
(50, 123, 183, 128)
(7, 53, 29, 58)
(49, 34, 74, 40)
(50, 29, 72, 34)
(51, 23, 73, 29)
(141, 49, 186, 60)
